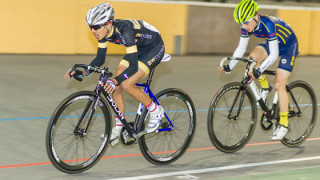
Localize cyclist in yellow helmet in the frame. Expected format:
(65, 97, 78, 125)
(218, 0, 299, 141)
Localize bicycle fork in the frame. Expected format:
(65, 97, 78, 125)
(73, 75, 110, 138)
(73, 96, 99, 138)
(228, 86, 246, 120)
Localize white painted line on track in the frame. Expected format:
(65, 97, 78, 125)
(108, 156, 320, 180)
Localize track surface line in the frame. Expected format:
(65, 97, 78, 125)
(108, 156, 320, 180)
(1, 137, 319, 169)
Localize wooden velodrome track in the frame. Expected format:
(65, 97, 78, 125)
(0, 54, 319, 179)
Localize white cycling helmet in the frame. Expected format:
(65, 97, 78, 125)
(86, 2, 114, 26)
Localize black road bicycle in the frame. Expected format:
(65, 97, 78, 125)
(207, 57, 317, 153)
(45, 54, 196, 173)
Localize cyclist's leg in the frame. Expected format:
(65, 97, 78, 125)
(275, 68, 291, 121)
(271, 40, 298, 140)
(271, 68, 290, 140)
(248, 45, 268, 66)
(109, 65, 126, 142)
(113, 62, 159, 115)
(120, 65, 151, 105)
(249, 44, 271, 93)
(127, 43, 165, 133)
(119, 41, 164, 106)
(110, 63, 151, 142)
(275, 40, 297, 128)
(113, 64, 126, 114)
(120, 61, 165, 133)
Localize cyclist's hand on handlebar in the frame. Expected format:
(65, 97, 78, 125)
(248, 68, 261, 80)
(102, 79, 116, 93)
(64, 68, 87, 80)
(217, 66, 226, 74)
(217, 65, 231, 74)
(248, 71, 255, 79)
(64, 69, 73, 80)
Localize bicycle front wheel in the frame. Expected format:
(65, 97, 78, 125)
(138, 88, 196, 165)
(281, 80, 318, 146)
(46, 91, 112, 173)
(207, 82, 257, 153)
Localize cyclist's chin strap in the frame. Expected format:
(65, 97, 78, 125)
(104, 25, 110, 34)
(253, 15, 260, 31)
(104, 21, 114, 36)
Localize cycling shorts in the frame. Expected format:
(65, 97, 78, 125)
(258, 38, 299, 72)
(120, 40, 165, 75)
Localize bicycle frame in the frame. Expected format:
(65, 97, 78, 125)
(75, 65, 174, 140)
(246, 70, 276, 121)
(207, 57, 317, 153)
(225, 61, 276, 121)
(223, 57, 302, 123)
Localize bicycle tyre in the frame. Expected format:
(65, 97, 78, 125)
(138, 88, 196, 165)
(46, 91, 112, 173)
(207, 82, 257, 153)
(281, 80, 318, 146)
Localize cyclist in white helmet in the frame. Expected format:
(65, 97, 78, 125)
(218, 0, 299, 140)
(64, 2, 165, 144)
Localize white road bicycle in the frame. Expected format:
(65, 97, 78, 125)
(207, 57, 317, 153)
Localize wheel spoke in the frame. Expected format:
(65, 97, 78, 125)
(282, 81, 317, 146)
(46, 92, 111, 173)
(208, 83, 256, 152)
(139, 89, 195, 165)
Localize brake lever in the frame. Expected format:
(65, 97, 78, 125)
(72, 74, 83, 81)
(69, 65, 84, 82)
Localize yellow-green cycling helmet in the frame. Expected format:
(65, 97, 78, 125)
(234, 0, 259, 24)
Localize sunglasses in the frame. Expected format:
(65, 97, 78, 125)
(241, 17, 254, 25)
(241, 17, 259, 25)
(89, 25, 103, 30)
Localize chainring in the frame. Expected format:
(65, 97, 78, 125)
(120, 122, 136, 146)
(260, 113, 273, 130)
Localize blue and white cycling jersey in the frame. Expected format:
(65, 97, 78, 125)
(241, 15, 296, 49)
(236, 15, 299, 72)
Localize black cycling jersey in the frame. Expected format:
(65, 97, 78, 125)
(89, 19, 164, 85)
(102, 19, 161, 47)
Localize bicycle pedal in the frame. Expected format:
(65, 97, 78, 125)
(122, 131, 135, 144)
(122, 131, 129, 143)
(135, 131, 147, 139)
(110, 139, 119, 146)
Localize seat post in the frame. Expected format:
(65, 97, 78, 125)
(144, 53, 171, 86)
(145, 68, 155, 86)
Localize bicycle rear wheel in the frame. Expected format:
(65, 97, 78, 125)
(207, 82, 257, 153)
(46, 91, 112, 173)
(138, 88, 196, 165)
(281, 80, 317, 146)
